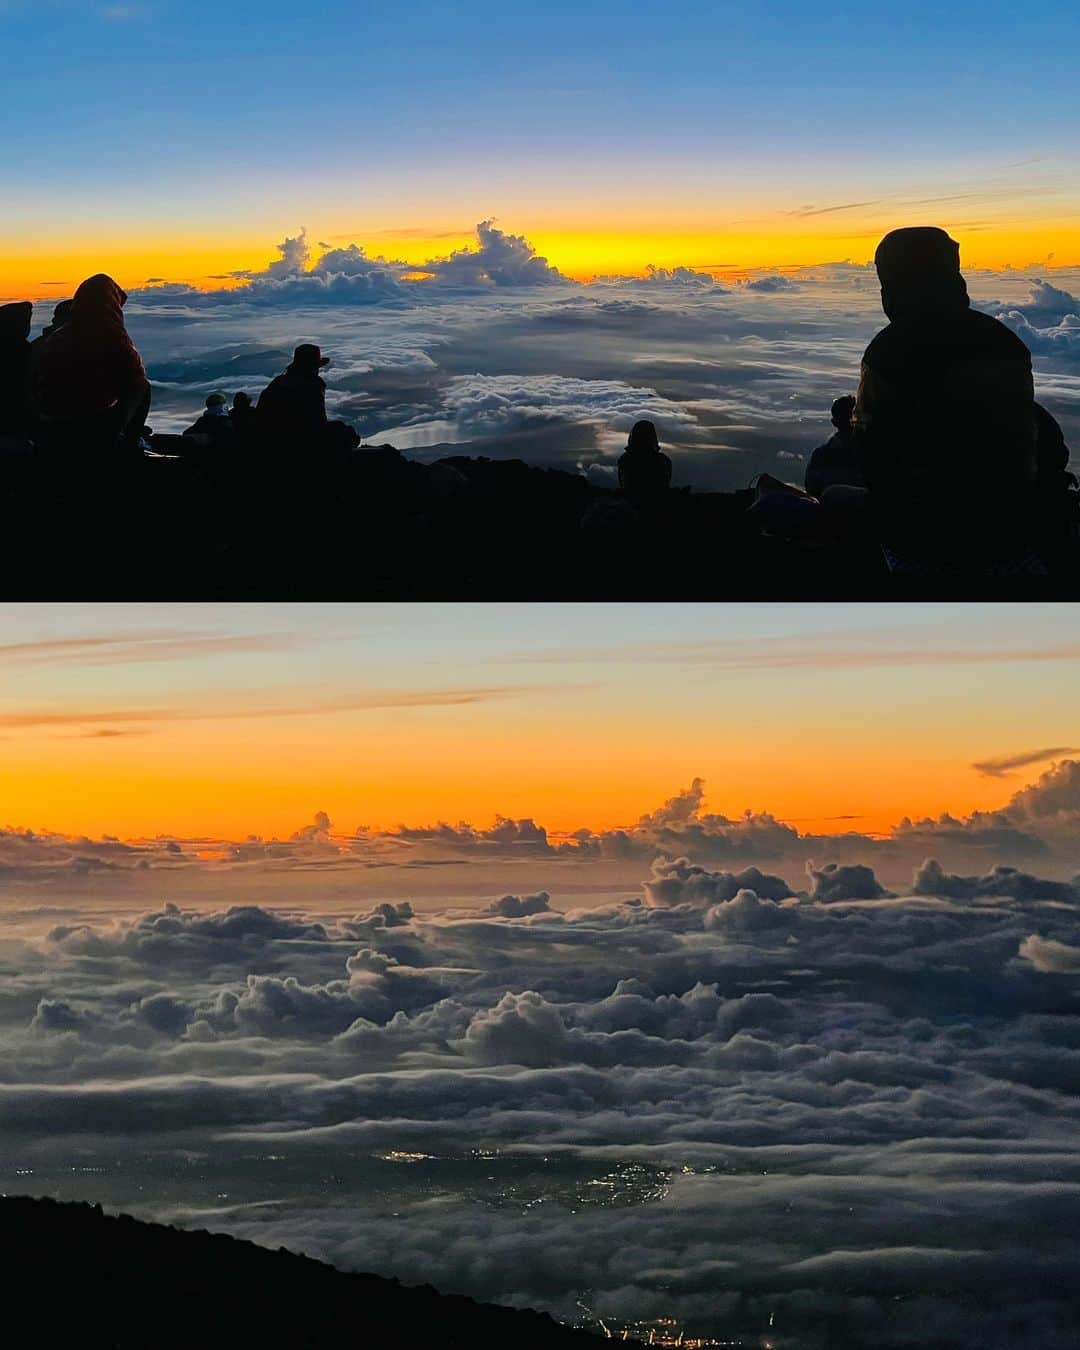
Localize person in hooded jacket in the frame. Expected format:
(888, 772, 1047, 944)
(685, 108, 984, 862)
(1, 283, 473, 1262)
(853, 226, 1038, 568)
(31, 274, 150, 459)
(0, 301, 33, 439)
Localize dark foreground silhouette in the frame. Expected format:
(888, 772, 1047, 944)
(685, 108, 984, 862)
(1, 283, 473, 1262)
(0, 430, 1075, 599)
(2, 226, 1077, 598)
(3, 1195, 627, 1349)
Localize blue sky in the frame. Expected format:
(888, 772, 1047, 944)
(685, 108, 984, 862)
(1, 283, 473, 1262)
(4, 0, 1080, 279)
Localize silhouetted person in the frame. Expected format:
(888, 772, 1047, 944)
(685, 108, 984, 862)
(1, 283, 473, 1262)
(27, 298, 74, 376)
(805, 395, 861, 498)
(25, 300, 74, 429)
(229, 390, 256, 444)
(255, 343, 331, 453)
(0, 301, 33, 439)
(854, 227, 1038, 568)
(617, 420, 672, 510)
(31, 274, 151, 461)
(184, 392, 235, 448)
(40, 298, 73, 340)
(1032, 402, 1079, 570)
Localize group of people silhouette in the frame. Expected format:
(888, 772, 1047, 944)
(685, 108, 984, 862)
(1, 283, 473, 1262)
(0, 225, 1074, 583)
(0, 276, 356, 461)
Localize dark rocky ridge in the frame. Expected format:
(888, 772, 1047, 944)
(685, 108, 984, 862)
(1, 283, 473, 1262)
(1, 1194, 627, 1348)
(0, 438, 1071, 598)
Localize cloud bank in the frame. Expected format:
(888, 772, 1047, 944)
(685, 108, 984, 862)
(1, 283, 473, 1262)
(108, 234, 1079, 490)
(11, 760, 1080, 907)
(6, 841, 1080, 1347)
(132, 220, 568, 311)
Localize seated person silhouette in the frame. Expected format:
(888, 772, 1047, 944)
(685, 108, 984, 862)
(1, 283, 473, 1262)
(256, 343, 356, 457)
(805, 395, 861, 498)
(1032, 402, 1079, 567)
(617, 420, 672, 510)
(229, 391, 256, 444)
(31, 274, 151, 461)
(38, 299, 73, 342)
(854, 226, 1039, 571)
(0, 301, 33, 440)
(183, 392, 236, 448)
(26, 299, 74, 384)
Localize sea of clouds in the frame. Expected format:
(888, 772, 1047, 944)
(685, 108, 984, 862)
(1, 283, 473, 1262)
(30, 222, 1080, 492)
(5, 765, 1080, 1345)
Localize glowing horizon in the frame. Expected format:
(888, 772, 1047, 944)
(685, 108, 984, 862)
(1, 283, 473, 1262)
(1, 603, 1078, 842)
(4, 213, 1079, 304)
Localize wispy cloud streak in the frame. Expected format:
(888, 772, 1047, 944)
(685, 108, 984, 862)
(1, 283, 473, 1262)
(507, 635, 1080, 673)
(0, 685, 578, 731)
(971, 746, 1080, 778)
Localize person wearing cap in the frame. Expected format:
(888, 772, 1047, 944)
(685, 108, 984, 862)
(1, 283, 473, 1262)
(183, 392, 236, 448)
(853, 226, 1038, 567)
(254, 343, 333, 455)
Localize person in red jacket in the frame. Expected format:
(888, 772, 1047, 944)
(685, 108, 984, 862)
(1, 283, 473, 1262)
(32, 273, 151, 459)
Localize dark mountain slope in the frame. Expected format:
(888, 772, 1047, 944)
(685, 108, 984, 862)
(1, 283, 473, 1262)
(1, 1194, 622, 1349)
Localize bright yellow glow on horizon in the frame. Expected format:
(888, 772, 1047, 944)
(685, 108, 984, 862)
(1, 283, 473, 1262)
(0, 709, 1035, 844)
(3, 217, 1078, 301)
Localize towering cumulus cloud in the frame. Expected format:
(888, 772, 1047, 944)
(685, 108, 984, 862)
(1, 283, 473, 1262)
(6, 833, 1080, 1347)
(133, 220, 567, 310)
(413, 219, 566, 287)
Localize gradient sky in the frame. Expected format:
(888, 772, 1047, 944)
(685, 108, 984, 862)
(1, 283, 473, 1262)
(4, 1, 1080, 296)
(2, 602, 1078, 840)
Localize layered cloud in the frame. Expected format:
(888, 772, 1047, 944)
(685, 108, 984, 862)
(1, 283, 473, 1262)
(6, 842, 1080, 1347)
(971, 745, 1080, 778)
(411, 220, 566, 288)
(982, 279, 1080, 361)
(114, 240, 1078, 490)
(132, 221, 567, 312)
(893, 756, 1080, 858)
(10, 760, 1080, 908)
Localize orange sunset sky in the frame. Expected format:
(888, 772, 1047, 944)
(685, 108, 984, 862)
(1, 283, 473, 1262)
(1, 603, 1077, 844)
